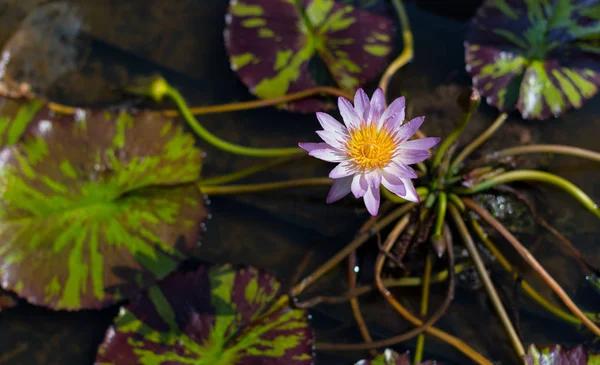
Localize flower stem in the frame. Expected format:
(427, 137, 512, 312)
(449, 205, 526, 360)
(382, 186, 429, 203)
(490, 144, 600, 163)
(290, 203, 416, 297)
(450, 112, 507, 174)
(199, 178, 332, 195)
(431, 192, 447, 240)
(379, 0, 413, 96)
(454, 170, 600, 220)
(431, 109, 475, 169)
(200, 155, 302, 186)
(413, 254, 433, 364)
(463, 198, 600, 337)
(469, 219, 594, 325)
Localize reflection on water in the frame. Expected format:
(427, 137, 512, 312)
(0, 1, 598, 364)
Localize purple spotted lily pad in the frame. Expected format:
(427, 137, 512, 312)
(0, 97, 207, 310)
(95, 265, 314, 365)
(525, 344, 600, 364)
(224, 0, 394, 112)
(465, 0, 600, 120)
(355, 349, 438, 365)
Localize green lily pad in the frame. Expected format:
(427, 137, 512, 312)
(465, 0, 600, 120)
(224, 0, 395, 112)
(0, 98, 207, 310)
(355, 349, 438, 365)
(525, 344, 600, 364)
(95, 265, 314, 365)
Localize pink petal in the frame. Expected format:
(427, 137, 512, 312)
(381, 96, 406, 131)
(326, 176, 352, 203)
(316, 130, 346, 150)
(298, 142, 347, 162)
(400, 137, 441, 150)
(382, 174, 406, 197)
(394, 149, 431, 164)
(338, 97, 361, 130)
(329, 161, 356, 178)
(401, 178, 420, 202)
(383, 161, 417, 179)
(316, 112, 347, 135)
(351, 173, 368, 198)
(369, 88, 386, 128)
(363, 185, 381, 216)
(353, 89, 370, 121)
(364, 170, 382, 189)
(395, 116, 425, 143)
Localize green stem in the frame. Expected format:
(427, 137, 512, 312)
(449, 205, 526, 360)
(491, 144, 600, 163)
(414, 254, 433, 364)
(454, 170, 600, 220)
(431, 192, 447, 239)
(431, 109, 475, 169)
(382, 186, 429, 204)
(200, 155, 301, 186)
(379, 0, 413, 94)
(157, 81, 302, 157)
(450, 113, 507, 174)
(199, 178, 332, 195)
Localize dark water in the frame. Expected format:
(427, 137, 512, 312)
(0, 0, 598, 364)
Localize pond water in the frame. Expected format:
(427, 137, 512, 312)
(0, 0, 598, 364)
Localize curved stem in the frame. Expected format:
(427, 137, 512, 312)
(431, 109, 475, 169)
(449, 205, 526, 360)
(290, 203, 416, 297)
(378, 0, 413, 96)
(463, 198, 600, 337)
(199, 178, 332, 195)
(455, 170, 600, 220)
(413, 254, 433, 364)
(450, 113, 507, 174)
(469, 219, 596, 324)
(490, 145, 600, 164)
(200, 155, 303, 186)
(348, 251, 376, 356)
(165, 85, 302, 157)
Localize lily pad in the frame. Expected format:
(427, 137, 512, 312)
(525, 344, 600, 364)
(355, 349, 438, 365)
(95, 265, 314, 365)
(0, 98, 207, 310)
(465, 0, 600, 120)
(224, 0, 394, 112)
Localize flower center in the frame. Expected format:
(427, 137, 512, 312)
(346, 124, 397, 171)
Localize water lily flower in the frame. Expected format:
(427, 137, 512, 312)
(299, 88, 439, 216)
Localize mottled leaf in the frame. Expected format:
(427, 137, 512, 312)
(95, 265, 314, 365)
(355, 349, 439, 365)
(0, 98, 207, 310)
(224, 0, 394, 112)
(465, 0, 600, 119)
(524, 344, 600, 364)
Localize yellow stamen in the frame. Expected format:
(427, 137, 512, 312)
(346, 124, 397, 171)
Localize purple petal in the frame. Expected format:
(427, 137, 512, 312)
(394, 149, 431, 164)
(400, 137, 440, 150)
(316, 130, 346, 150)
(363, 185, 381, 216)
(381, 96, 406, 131)
(401, 178, 419, 202)
(353, 89, 370, 121)
(326, 176, 352, 203)
(329, 161, 356, 178)
(351, 173, 368, 198)
(383, 161, 417, 179)
(364, 170, 382, 189)
(382, 174, 406, 197)
(298, 142, 347, 162)
(395, 116, 425, 143)
(316, 112, 347, 135)
(338, 97, 361, 130)
(369, 88, 386, 128)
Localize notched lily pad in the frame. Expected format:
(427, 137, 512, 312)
(525, 344, 600, 364)
(355, 349, 438, 365)
(224, 0, 394, 112)
(95, 264, 314, 365)
(0, 98, 207, 310)
(465, 0, 600, 119)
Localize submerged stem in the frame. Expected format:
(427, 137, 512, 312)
(413, 254, 433, 364)
(199, 178, 332, 195)
(490, 144, 600, 163)
(449, 205, 525, 360)
(200, 155, 303, 186)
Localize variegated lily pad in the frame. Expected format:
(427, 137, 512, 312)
(95, 265, 314, 365)
(465, 0, 600, 120)
(525, 344, 600, 364)
(224, 0, 394, 112)
(0, 98, 207, 310)
(355, 349, 438, 365)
